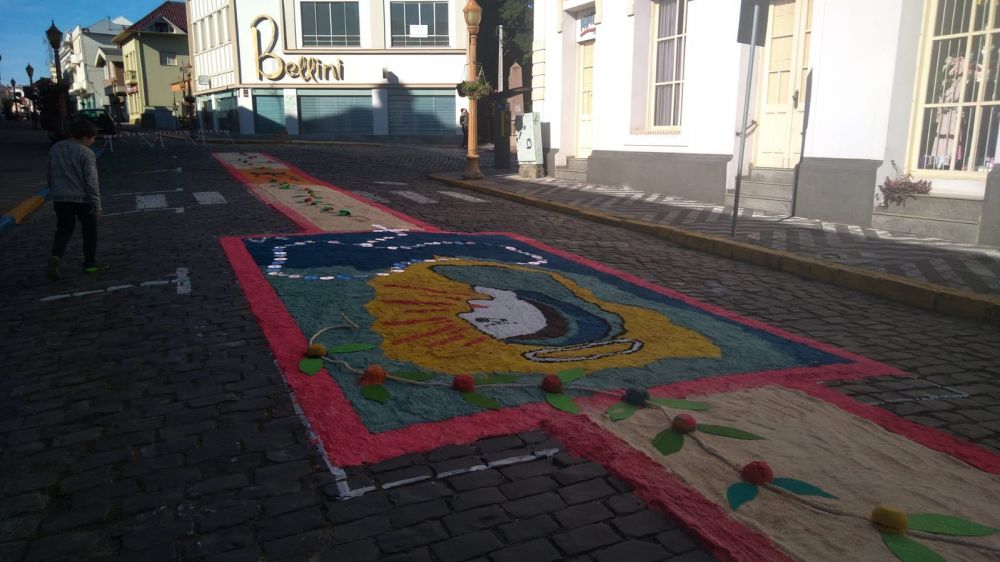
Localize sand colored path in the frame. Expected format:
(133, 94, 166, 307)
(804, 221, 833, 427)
(590, 386, 1000, 562)
(214, 152, 423, 232)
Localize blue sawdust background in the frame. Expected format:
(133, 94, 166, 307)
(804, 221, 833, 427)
(245, 232, 847, 433)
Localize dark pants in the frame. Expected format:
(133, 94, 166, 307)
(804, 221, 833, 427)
(461, 126, 468, 147)
(51, 202, 97, 265)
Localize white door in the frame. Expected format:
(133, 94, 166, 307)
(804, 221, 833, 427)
(754, 0, 812, 168)
(576, 41, 595, 159)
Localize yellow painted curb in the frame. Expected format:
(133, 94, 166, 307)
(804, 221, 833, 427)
(7, 195, 46, 224)
(429, 173, 1000, 326)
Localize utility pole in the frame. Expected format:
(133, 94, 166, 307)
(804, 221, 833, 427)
(497, 25, 503, 92)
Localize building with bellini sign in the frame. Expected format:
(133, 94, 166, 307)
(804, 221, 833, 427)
(186, 0, 473, 141)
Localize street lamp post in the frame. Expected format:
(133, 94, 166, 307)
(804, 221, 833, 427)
(462, 0, 483, 179)
(46, 20, 67, 138)
(26, 63, 37, 128)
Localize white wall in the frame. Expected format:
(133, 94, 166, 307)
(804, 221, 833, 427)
(190, 0, 237, 92)
(803, 0, 903, 160)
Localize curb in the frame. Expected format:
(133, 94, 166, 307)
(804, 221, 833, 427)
(0, 147, 105, 240)
(429, 173, 1000, 326)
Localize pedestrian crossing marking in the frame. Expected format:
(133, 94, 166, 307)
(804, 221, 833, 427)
(193, 191, 228, 205)
(136, 194, 168, 209)
(393, 191, 437, 204)
(439, 191, 488, 203)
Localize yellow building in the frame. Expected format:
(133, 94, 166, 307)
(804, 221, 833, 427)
(113, 1, 190, 124)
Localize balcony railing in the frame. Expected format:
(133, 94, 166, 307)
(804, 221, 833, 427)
(125, 70, 138, 85)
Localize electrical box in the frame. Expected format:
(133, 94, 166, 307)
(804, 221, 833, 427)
(516, 112, 543, 165)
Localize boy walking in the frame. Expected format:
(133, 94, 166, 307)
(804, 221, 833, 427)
(46, 119, 105, 281)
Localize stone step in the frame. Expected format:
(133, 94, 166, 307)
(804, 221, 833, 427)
(738, 180, 793, 200)
(554, 167, 587, 182)
(871, 212, 980, 244)
(725, 193, 792, 215)
(874, 194, 982, 223)
(748, 167, 794, 184)
(565, 157, 589, 172)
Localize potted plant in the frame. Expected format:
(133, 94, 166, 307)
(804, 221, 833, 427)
(878, 160, 932, 207)
(456, 77, 494, 100)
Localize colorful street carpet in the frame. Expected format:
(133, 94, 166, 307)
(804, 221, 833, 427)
(215, 161, 1000, 562)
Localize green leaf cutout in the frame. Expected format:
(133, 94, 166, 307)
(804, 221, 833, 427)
(771, 478, 837, 499)
(648, 397, 711, 411)
(392, 371, 436, 382)
(606, 402, 639, 422)
(299, 357, 323, 376)
(328, 343, 376, 354)
(651, 428, 685, 456)
(726, 482, 759, 511)
(545, 392, 580, 414)
(881, 533, 946, 562)
(556, 368, 586, 384)
(474, 373, 518, 385)
(361, 384, 390, 404)
(908, 514, 1000, 537)
(697, 424, 763, 440)
(463, 392, 502, 410)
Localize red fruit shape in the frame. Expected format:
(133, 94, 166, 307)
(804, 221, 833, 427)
(358, 364, 388, 386)
(741, 461, 774, 485)
(453, 374, 476, 393)
(304, 197, 314, 203)
(672, 414, 697, 433)
(541, 374, 563, 393)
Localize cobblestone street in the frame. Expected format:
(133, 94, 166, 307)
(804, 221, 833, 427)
(1, 138, 998, 560)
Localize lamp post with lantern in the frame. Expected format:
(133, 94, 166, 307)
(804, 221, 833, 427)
(462, 0, 483, 179)
(45, 20, 68, 138)
(25, 63, 37, 128)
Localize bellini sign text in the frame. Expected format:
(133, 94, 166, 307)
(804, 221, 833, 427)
(251, 15, 345, 82)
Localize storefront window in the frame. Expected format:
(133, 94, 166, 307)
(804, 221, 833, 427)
(651, 0, 687, 128)
(301, 1, 361, 46)
(389, 1, 449, 47)
(916, 0, 1000, 172)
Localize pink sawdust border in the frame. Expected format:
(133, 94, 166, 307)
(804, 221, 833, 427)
(211, 151, 441, 233)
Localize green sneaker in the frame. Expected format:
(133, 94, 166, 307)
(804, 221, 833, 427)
(82, 263, 109, 274)
(46, 256, 61, 281)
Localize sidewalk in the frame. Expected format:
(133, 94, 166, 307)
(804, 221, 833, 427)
(430, 169, 1000, 324)
(0, 119, 50, 213)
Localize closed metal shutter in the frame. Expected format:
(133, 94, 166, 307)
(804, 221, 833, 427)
(298, 90, 372, 135)
(253, 92, 285, 134)
(388, 89, 455, 135)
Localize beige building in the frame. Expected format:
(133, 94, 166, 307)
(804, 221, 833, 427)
(113, 1, 190, 124)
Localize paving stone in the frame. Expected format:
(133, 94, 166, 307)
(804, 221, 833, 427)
(378, 520, 449, 553)
(500, 476, 559, 500)
(426, 444, 477, 462)
(553, 463, 609, 486)
(554, 502, 615, 529)
(450, 487, 506, 512)
(197, 503, 258, 533)
(256, 507, 326, 542)
(187, 473, 250, 497)
(431, 530, 504, 562)
(330, 513, 393, 544)
(261, 529, 327, 559)
(443, 504, 511, 535)
(606, 494, 642, 515)
(558, 479, 618, 505)
(505, 492, 566, 518)
(657, 529, 700, 554)
(262, 492, 321, 517)
(490, 538, 563, 562)
(432, 455, 486, 477)
(496, 514, 559, 544)
(314, 538, 380, 562)
(390, 498, 451, 528)
(612, 509, 676, 537)
(381, 547, 434, 562)
(446, 468, 506, 491)
(553, 523, 621, 555)
(389, 481, 453, 506)
(376, 464, 434, 487)
(499, 459, 556, 481)
(593, 540, 671, 562)
(0, 492, 47, 518)
(475, 435, 525, 454)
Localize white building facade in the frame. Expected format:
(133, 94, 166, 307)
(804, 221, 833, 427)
(59, 17, 133, 111)
(533, 0, 1000, 244)
(186, 0, 472, 140)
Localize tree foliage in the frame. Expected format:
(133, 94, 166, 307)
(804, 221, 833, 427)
(498, 0, 533, 68)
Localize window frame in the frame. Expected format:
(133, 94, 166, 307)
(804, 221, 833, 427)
(908, 0, 1000, 177)
(297, 1, 363, 47)
(647, 0, 688, 132)
(160, 51, 178, 66)
(387, 0, 452, 48)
